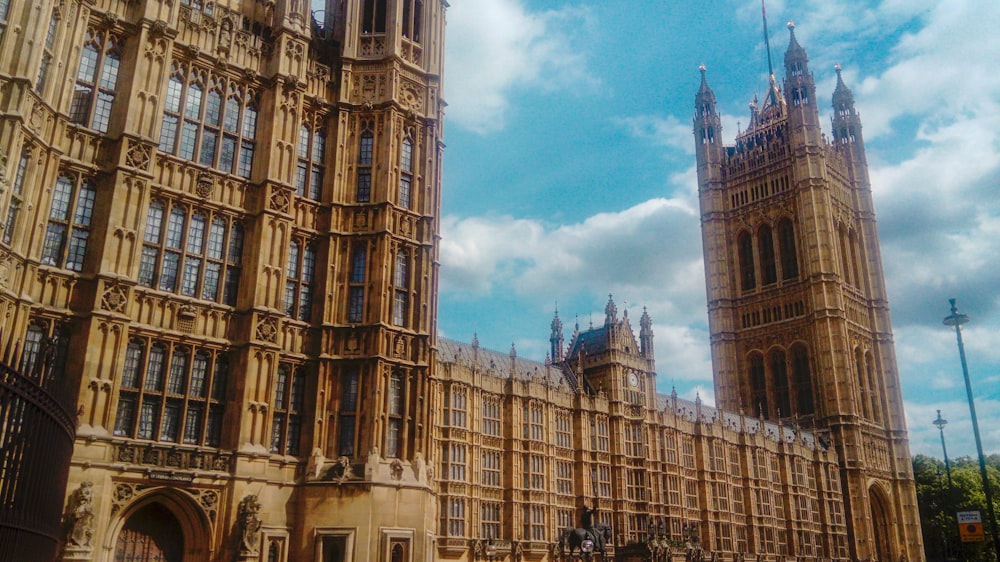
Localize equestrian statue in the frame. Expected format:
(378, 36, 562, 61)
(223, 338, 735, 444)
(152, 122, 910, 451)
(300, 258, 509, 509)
(559, 505, 611, 558)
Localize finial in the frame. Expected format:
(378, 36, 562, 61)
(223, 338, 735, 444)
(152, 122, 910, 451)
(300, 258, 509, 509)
(472, 331, 479, 348)
(834, 62, 842, 73)
(787, 20, 795, 30)
(509, 341, 517, 358)
(699, 63, 706, 73)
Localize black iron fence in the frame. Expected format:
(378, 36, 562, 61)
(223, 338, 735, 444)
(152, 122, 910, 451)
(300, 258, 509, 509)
(0, 335, 77, 562)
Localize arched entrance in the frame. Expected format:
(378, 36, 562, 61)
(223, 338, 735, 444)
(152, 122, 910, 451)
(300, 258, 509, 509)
(869, 485, 893, 562)
(114, 502, 184, 562)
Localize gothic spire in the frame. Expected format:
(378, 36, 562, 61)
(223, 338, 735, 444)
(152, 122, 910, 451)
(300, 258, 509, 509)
(550, 306, 565, 362)
(832, 64, 855, 112)
(604, 294, 618, 326)
(639, 306, 654, 360)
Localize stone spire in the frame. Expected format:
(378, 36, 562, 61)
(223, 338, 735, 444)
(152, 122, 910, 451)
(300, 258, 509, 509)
(604, 294, 618, 327)
(550, 305, 564, 362)
(639, 306, 654, 360)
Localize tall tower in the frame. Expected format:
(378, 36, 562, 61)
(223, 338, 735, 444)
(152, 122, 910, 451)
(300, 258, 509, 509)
(695, 23, 923, 562)
(0, 0, 445, 559)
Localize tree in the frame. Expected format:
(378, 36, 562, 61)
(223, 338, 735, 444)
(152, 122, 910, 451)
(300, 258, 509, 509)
(913, 454, 1000, 562)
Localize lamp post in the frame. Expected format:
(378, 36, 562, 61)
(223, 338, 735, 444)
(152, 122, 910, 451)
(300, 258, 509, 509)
(931, 410, 954, 560)
(933, 410, 954, 490)
(943, 298, 1000, 562)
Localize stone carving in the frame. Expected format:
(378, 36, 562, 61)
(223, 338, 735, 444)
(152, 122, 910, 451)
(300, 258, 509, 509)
(399, 82, 423, 111)
(110, 483, 135, 517)
(66, 481, 95, 547)
(269, 189, 290, 214)
(125, 140, 152, 170)
(255, 316, 278, 343)
(333, 455, 353, 483)
(195, 172, 214, 197)
(100, 282, 128, 313)
(389, 458, 404, 481)
(238, 495, 262, 555)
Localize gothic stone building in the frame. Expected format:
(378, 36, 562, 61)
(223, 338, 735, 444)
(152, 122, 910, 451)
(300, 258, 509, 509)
(0, 0, 445, 560)
(0, 0, 924, 559)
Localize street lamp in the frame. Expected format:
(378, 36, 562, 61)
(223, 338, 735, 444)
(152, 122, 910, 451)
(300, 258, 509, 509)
(485, 538, 496, 561)
(932, 410, 954, 490)
(581, 537, 595, 561)
(943, 298, 1000, 562)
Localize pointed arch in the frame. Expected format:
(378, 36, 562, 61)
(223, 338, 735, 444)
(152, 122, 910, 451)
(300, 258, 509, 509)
(790, 343, 814, 416)
(105, 487, 214, 561)
(758, 224, 777, 285)
(777, 218, 798, 280)
(769, 347, 789, 418)
(748, 352, 767, 419)
(737, 231, 756, 291)
(868, 483, 894, 562)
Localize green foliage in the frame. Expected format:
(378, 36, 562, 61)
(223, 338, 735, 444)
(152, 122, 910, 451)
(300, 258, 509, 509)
(913, 454, 1000, 562)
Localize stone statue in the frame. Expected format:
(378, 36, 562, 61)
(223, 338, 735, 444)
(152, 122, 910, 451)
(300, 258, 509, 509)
(238, 494, 262, 555)
(67, 481, 95, 547)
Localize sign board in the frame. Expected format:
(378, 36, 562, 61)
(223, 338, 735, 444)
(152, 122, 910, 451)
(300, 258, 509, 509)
(957, 511, 985, 543)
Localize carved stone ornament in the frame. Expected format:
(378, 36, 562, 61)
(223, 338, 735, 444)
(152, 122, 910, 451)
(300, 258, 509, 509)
(255, 316, 278, 343)
(269, 189, 290, 214)
(399, 82, 423, 111)
(390, 458, 404, 481)
(66, 481, 95, 548)
(125, 140, 152, 170)
(195, 172, 214, 198)
(333, 456, 353, 483)
(100, 282, 129, 313)
(238, 495, 262, 555)
(110, 483, 135, 517)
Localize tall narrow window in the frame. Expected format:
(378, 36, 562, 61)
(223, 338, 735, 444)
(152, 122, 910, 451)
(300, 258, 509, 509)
(0, 0, 10, 43)
(138, 200, 242, 304)
(398, 137, 413, 209)
(738, 231, 756, 291)
(401, 0, 423, 42)
(348, 245, 366, 322)
(3, 147, 30, 246)
(778, 218, 798, 280)
(70, 29, 122, 132)
(361, 0, 387, 34)
(285, 240, 316, 321)
(357, 125, 374, 202)
(271, 365, 306, 455)
(855, 348, 870, 420)
(386, 370, 404, 458)
(296, 123, 326, 200)
(392, 250, 409, 326)
(35, 9, 60, 94)
(865, 352, 882, 424)
(338, 368, 359, 457)
(749, 352, 768, 419)
(159, 66, 256, 178)
(791, 345, 814, 415)
(41, 174, 96, 271)
(838, 225, 853, 287)
(771, 349, 789, 418)
(758, 225, 777, 285)
(114, 340, 227, 447)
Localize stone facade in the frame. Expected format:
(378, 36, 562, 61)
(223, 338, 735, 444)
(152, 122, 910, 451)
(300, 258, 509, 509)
(0, 0, 923, 560)
(0, 0, 444, 560)
(694, 23, 923, 562)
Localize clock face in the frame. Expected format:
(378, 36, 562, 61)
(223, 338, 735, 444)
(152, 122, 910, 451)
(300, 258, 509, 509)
(628, 372, 639, 387)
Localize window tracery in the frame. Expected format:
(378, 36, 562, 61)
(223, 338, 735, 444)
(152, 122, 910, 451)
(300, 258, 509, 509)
(41, 173, 96, 272)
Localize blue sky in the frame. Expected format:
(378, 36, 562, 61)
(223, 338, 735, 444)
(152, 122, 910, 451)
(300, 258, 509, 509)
(433, 0, 1000, 459)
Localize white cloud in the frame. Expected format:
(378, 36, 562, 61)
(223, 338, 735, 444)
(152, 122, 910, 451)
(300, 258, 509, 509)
(444, 0, 596, 133)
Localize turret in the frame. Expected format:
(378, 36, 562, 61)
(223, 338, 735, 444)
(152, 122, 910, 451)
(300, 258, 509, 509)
(604, 294, 618, 327)
(831, 64, 866, 155)
(550, 307, 564, 362)
(694, 65, 724, 172)
(639, 307, 654, 360)
(783, 21, 822, 137)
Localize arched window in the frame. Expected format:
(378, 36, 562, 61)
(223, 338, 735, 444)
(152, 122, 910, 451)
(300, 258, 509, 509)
(392, 250, 409, 326)
(865, 352, 882, 424)
(348, 245, 367, 322)
(758, 225, 777, 285)
(771, 349, 789, 418)
(738, 231, 756, 291)
(402, 0, 423, 42)
(386, 370, 404, 457)
(357, 127, 374, 202)
(361, 0, 387, 34)
(399, 136, 413, 209)
(749, 353, 768, 419)
(855, 348, 870, 420)
(778, 218, 798, 280)
(791, 345, 814, 416)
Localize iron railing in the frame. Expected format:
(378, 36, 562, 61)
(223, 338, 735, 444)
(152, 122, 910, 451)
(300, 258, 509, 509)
(0, 334, 77, 562)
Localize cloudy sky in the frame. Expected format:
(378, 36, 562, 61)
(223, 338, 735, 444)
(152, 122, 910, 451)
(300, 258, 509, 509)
(430, 0, 1000, 459)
